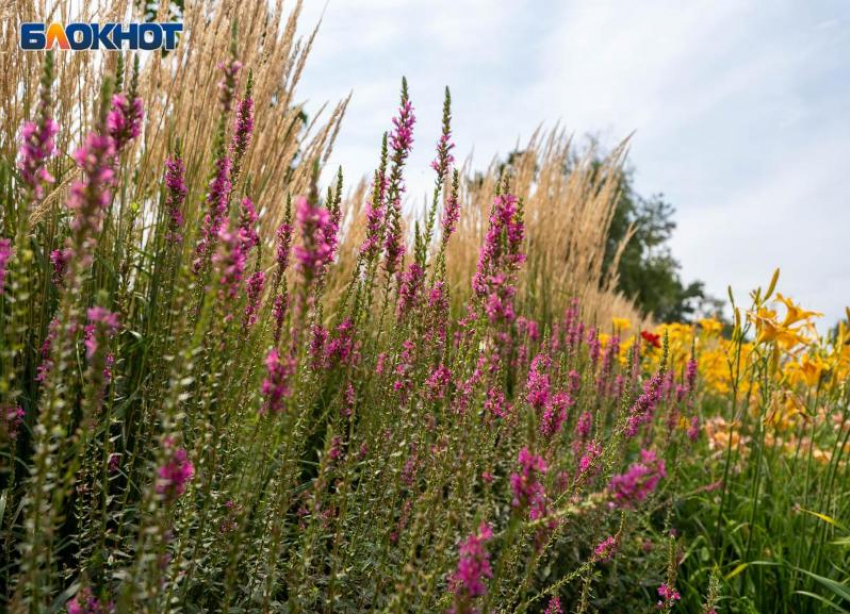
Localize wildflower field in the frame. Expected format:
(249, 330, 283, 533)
(1, 2, 848, 613)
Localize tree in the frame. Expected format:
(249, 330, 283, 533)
(603, 169, 720, 322)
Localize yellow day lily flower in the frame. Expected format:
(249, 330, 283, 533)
(611, 317, 631, 331)
(749, 307, 808, 349)
(776, 293, 823, 327)
(800, 355, 826, 388)
(699, 318, 724, 336)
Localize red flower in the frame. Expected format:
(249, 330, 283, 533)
(641, 330, 661, 349)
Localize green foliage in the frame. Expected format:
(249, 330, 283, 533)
(602, 169, 721, 323)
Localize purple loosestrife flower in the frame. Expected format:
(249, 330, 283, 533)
(83, 307, 120, 359)
(107, 93, 144, 153)
(593, 536, 619, 562)
(624, 372, 663, 438)
(484, 387, 509, 419)
(294, 196, 334, 284)
(261, 348, 294, 414)
(309, 325, 329, 369)
(231, 90, 254, 176)
(217, 59, 243, 118)
(540, 392, 573, 439)
(49, 247, 71, 286)
(156, 441, 194, 502)
(212, 221, 246, 303)
(326, 318, 358, 367)
(328, 436, 344, 462)
(36, 317, 59, 382)
(597, 334, 619, 396)
(448, 521, 493, 614)
(608, 449, 666, 508)
(526, 353, 552, 411)
(274, 220, 294, 284)
(383, 87, 416, 275)
(686, 357, 698, 392)
(575, 411, 592, 439)
(383, 197, 406, 276)
(511, 447, 548, 519)
(325, 203, 342, 264)
(67, 131, 117, 269)
(396, 262, 425, 318)
(360, 164, 389, 260)
(578, 441, 603, 477)
(17, 53, 57, 201)
(0, 239, 11, 295)
(569, 369, 582, 395)
(401, 446, 418, 486)
(66, 586, 112, 614)
(243, 271, 265, 329)
(544, 596, 563, 614)
(163, 155, 187, 243)
(238, 196, 260, 253)
(425, 364, 452, 401)
(2, 405, 25, 441)
(472, 192, 525, 325)
(687, 416, 700, 441)
(17, 118, 58, 201)
(657, 583, 681, 609)
(588, 327, 601, 368)
(390, 96, 415, 163)
(193, 155, 233, 273)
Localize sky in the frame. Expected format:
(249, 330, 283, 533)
(296, 0, 850, 326)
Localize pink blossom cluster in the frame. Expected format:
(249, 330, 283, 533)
(593, 535, 619, 562)
(213, 221, 247, 302)
(83, 307, 120, 360)
(164, 156, 187, 243)
(657, 583, 682, 609)
(294, 196, 335, 283)
(243, 271, 266, 329)
(232, 94, 254, 164)
(66, 586, 112, 614)
(510, 447, 548, 519)
(155, 441, 195, 502)
(608, 449, 667, 508)
(2, 405, 25, 441)
(448, 521, 493, 613)
(624, 372, 663, 438)
(107, 93, 144, 153)
(261, 348, 295, 414)
(67, 131, 118, 268)
(17, 116, 58, 199)
(193, 156, 233, 273)
(544, 596, 562, 614)
(540, 392, 574, 439)
(49, 247, 72, 286)
(472, 193, 525, 325)
(360, 172, 388, 259)
(396, 262, 425, 318)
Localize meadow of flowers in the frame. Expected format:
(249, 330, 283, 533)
(0, 3, 848, 614)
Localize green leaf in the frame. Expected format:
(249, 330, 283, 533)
(801, 508, 849, 534)
(725, 562, 749, 580)
(796, 591, 850, 613)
